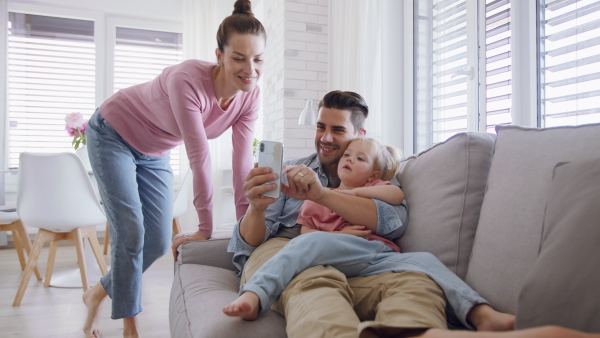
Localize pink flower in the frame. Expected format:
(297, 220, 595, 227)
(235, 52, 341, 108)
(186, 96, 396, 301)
(65, 112, 88, 150)
(65, 112, 85, 129)
(66, 125, 79, 137)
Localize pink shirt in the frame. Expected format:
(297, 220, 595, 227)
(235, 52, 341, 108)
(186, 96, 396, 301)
(100, 59, 259, 237)
(297, 179, 401, 252)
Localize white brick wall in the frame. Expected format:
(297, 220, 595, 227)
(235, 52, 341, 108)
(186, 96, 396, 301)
(261, 0, 328, 161)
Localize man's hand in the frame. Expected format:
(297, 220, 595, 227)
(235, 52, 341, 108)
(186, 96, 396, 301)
(244, 165, 280, 213)
(281, 164, 327, 202)
(171, 232, 208, 261)
(336, 225, 371, 239)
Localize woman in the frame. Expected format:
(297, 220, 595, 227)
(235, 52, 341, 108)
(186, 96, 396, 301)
(83, 1, 266, 337)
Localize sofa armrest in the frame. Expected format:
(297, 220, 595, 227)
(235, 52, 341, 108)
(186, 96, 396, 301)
(177, 238, 237, 272)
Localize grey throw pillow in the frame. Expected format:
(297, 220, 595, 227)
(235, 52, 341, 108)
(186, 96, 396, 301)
(515, 157, 600, 333)
(465, 123, 600, 313)
(396, 132, 496, 279)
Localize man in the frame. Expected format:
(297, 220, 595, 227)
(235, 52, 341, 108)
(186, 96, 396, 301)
(227, 90, 513, 337)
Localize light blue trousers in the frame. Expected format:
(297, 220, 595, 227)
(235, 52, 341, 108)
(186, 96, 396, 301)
(240, 231, 488, 329)
(87, 109, 173, 319)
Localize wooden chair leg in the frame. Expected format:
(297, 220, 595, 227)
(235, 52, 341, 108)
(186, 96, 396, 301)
(73, 228, 90, 291)
(12, 227, 27, 271)
(15, 221, 42, 281)
(44, 240, 59, 287)
(13, 229, 47, 306)
(172, 218, 182, 237)
(103, 222, 109, 255)
(85, 227, 108, 275)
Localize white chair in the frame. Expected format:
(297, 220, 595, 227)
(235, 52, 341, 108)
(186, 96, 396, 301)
(0, 211, 42, 281)
(13, 152, 108, 306)
(102, 167, 192, 254)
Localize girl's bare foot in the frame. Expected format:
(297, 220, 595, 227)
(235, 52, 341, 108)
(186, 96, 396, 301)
(82, 282, 108, 338)
(468, 304, 515, 332)
(123, 316, 139, 338)
(222, 292, 260, 320)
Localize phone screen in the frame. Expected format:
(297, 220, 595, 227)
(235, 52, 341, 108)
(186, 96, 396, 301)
(257, 141, 284, 198)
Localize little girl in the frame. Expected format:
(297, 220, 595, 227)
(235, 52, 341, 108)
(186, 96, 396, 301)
(223, 138, 512, 331)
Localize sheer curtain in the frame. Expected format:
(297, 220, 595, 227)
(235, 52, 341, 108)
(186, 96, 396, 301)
(183, 0, 215, 62)
(328, 0, 383, 140)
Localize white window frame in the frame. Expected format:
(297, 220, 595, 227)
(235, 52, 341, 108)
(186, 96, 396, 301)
(105, 16, 182, 96)
(0, 3, 184, 171)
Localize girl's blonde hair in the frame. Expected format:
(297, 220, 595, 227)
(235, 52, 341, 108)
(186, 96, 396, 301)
(352, 138, 401, 181)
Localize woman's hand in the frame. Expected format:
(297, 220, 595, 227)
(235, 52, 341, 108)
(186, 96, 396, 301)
(336, 225, 371, 239)
(171, 232, 208, 261)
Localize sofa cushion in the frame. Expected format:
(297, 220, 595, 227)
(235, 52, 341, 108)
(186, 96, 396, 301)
(170, 264, 287, 338)
(515, 158, 600, 332)
(465, 123, 600, 314)
(396, 132, 496, 279)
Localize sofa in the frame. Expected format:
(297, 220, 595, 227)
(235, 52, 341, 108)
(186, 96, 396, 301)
(169, 123, 600, 337)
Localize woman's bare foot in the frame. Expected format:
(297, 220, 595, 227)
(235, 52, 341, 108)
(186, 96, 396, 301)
(82, 282, 108, 338)
(468, 304, 515, 332)
(222, 292, 260, 320)
(123, 316, 139, 338)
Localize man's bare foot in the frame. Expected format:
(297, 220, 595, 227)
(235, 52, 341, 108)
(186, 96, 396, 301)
(222, 292, 260, 320)
(468, 304, 515, 332)
(123, 316, 139, 338)
(83, 282, 108, 338)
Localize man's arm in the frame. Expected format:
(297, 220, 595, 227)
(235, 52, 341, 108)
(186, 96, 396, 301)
(337, 185, 405, 205)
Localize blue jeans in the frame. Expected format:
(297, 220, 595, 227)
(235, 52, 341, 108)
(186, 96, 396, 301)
(240, 231, 488, 329)
(87, 109, 173, 319)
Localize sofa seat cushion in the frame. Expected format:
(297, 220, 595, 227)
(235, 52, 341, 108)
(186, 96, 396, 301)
(396, 132, 496, 279)
(169, 264, 287, 338)
(515, 157, 600, 332)
(465, 123, 600, 314)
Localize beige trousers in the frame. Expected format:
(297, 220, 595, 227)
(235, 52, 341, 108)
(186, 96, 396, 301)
(240, 237, 447, 338)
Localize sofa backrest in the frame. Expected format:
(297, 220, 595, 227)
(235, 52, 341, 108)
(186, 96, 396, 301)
(395, 132, 496, 280)
(465, 123, 600, 314)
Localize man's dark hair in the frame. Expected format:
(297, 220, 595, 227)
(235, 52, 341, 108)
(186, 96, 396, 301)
(318, 91, 369, 133)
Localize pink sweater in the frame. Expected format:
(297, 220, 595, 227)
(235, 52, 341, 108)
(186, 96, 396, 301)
(100, 59, 259, 238)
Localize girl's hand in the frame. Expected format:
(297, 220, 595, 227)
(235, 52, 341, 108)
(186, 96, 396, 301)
(336, 225, 371, 239)
(281, 165, 326, 201)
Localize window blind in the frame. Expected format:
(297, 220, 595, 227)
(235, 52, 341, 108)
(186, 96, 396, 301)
(430, 0, 470, 145)
(7, 13, 95, 168)
(414, 0, 513, 152)
(484, 0, 513, 132)
(541, 0, 600, 127)
(114, 27, 184, 174)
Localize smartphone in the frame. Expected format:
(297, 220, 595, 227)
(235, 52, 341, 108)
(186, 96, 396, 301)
(257, 140, 284, 198)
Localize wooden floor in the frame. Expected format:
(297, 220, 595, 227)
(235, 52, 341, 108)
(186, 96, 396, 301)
(0, 242, 173, 337)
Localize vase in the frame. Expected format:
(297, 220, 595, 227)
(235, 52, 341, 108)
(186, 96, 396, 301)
(75, 145, 93, 172)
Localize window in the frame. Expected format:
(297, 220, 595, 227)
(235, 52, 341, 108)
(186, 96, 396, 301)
(5, 12, 184, 174)
(414, 0, 513, 152)
(540, 0, 600, 127)
(7, 13, 95, 168)
(414, 0, 600, 153)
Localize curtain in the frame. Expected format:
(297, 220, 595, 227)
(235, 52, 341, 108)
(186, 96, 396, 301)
(183, 0, 216, 61)
(328, 0, 383, 140)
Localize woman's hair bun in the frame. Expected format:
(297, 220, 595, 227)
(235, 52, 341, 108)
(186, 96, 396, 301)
(233, 0, 253, 16)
